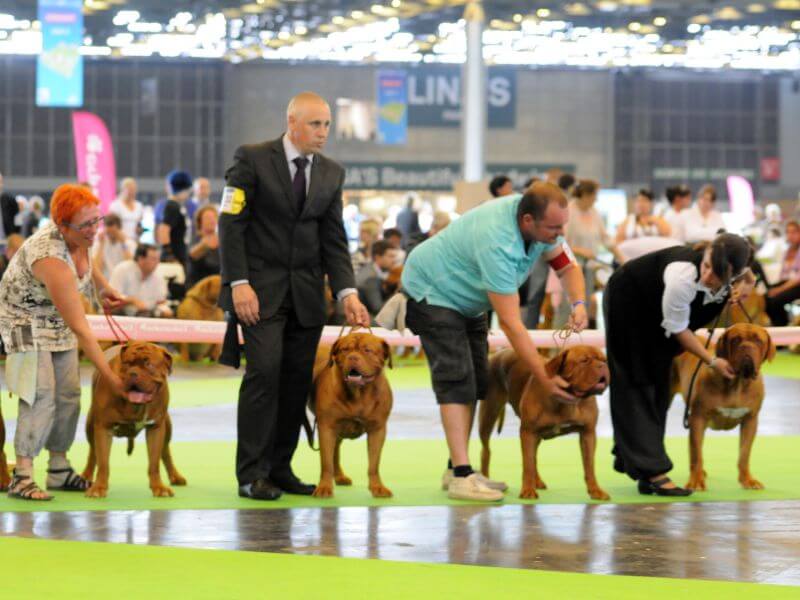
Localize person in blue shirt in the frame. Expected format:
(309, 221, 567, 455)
(402, 181, 588, 502)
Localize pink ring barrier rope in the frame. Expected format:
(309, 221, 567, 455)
(86, 316, 800, 349)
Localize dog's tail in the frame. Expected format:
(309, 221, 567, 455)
(127, 437, 135, 456)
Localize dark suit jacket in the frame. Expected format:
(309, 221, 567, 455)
(395, 206, 421, 247)
(218, 136, 355, 328)
(0, 193, 20, 238)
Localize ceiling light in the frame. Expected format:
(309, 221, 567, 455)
(391, 0, 401, 7)
(351, 10, 364, 19)
(662, 43, 674, 52)
(628, 21, 641, 31)
(536, 8, 551, 18)
(596, 1, 618, 11)
(792, 20, 800, 29)
(513, 14, 522, 23)
(653, 16, 666, 26)
(565, 3, 591, 16)
(332, 16, 345, 25)
(774, 1, 800, 9)
(747, 3, 766, 11)
(715, 6, 743, 19)
(295, 25, 307, 35)
(687, 23, 702, 33)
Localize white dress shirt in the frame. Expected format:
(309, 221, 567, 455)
(661, 261, 727, 337)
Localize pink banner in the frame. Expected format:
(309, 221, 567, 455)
(72, 111, 117, 213)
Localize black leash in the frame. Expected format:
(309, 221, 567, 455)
(682, 298, 754, 429)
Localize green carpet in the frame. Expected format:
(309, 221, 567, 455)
(0, 365, 432, 419)
(1, 537, 795, 599)
(762, 352, 800, 380)
(1, 435, 798, 513)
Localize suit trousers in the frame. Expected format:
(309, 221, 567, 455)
(236, 294, 323, 485)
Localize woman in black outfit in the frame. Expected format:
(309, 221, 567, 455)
(603, 233, 754, 496)
(188, 204, 220, 286)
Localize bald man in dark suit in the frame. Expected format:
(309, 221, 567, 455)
(219, 92, 369, 500)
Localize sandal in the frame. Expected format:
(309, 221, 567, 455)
(46, 467, 91, 492)
(8, 472, 53, 501)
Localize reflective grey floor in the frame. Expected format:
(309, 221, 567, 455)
(3, 502, 800, 585)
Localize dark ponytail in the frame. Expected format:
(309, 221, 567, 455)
(710, 232, 752, 284)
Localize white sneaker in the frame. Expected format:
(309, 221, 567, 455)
(447, 473, 504, 501)
(441, 468, 508, 492)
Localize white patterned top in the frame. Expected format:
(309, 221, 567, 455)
(0, 222, 94, 353)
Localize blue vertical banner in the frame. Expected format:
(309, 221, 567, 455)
(36, 0, 84, 107)
(376, 70, 408, 145)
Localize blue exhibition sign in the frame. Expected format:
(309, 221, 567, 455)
(406, 66, 516, 129)
(36, 0, 84, 107)
(377, 70, 408, 145)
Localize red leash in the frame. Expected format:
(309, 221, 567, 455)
(103, 309, 131, 344)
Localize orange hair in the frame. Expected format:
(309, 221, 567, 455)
(50, 183, 100, 225)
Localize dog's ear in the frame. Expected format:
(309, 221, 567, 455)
(715, 330, 732, 360)
(119, 342, 131, 362)
(382, 340, 393, 369)
(160, 346, 173, 374)
(762, 330, 776, 363)
(545, 349, 569, 377)
(329, 339, 341, 367)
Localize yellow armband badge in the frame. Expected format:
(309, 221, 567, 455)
(220, 186, 246, 215)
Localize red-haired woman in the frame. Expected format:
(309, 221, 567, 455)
(0, 183, 127, 500)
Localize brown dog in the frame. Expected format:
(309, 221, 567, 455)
(82, 341, 185, 498)
(480, 346, 610, 500)
(671, 323, 775, 491)
(0, 400, 9, 491)
(309, 332, 393, 498)
(176, 275, 223, 361)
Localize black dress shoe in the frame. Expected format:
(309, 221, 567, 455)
(271, 472, 316, 495)
(238, 478, 282, 500)
(638, 477, 693, 497)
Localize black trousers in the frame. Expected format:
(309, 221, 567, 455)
(765, 280, 800, 326)
(236, 295, 323, 485)
(603, 291, 674, 482)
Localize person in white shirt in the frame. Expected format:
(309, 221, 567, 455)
(109, 243, 172, 317)
(679, 184, 726, 243)
(604, 232, 754, 497)
(108, 177, 144, 241)
(662, 185, 692, 242)
(91, 214, 136, 280)
(615, 189, 672, 243)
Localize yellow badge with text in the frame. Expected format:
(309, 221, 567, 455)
(220, 186, 246, 215)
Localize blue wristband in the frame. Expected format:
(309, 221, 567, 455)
(571, 300, 586, 309)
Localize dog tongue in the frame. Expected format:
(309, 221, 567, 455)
(128, 391, 152, 404)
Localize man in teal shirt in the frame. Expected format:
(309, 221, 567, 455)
(402, 181, 588, 501)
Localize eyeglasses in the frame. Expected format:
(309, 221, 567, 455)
(65, 216, 103, 232)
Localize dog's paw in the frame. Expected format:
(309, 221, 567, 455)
(85, 484, 108, 498)
(80, 469, 94, 482)
(535, 477, 547, 490)
(740, 476, 764, 490)
(151, 484, 175, 498)
(169, 473, 187, 486)
(369, 484, 393, 498)
(519, 486, 539, 500)
(312, 483, 334, 498)
(588, 487, 610, 501)
(685, 474, 707, 491)
(335, 474, 353, 486)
